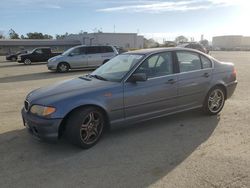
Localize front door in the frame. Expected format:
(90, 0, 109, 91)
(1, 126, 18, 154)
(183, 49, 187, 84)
(123, 52, 178, 121)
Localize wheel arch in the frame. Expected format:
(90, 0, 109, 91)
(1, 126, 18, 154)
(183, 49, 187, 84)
(58, 104, 110, 138)
(207, 83, 227, 100)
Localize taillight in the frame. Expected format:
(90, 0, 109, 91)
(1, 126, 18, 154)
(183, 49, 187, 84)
(232, 67, 237, 80)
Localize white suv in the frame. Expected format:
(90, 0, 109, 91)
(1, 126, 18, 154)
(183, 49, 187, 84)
(47, 45, 118, 72)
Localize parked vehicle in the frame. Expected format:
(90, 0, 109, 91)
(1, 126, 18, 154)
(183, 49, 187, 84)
(178, 42, 209, 54)
(47, 45, 118, 72)
(17, 47, 61, 65)
(6, 50, 27, 61)
(22, 48, 237, 149)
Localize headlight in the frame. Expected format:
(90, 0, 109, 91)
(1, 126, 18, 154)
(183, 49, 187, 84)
(30, 105, 56, 117)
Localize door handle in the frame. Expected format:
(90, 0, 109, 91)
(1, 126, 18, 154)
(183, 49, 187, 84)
(203, 72, 210, 78)
(165, 79, 176, 84)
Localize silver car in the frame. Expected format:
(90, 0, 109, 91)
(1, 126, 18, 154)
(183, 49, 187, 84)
(22, 48, 237, 149)
(47, 45, 118, 72)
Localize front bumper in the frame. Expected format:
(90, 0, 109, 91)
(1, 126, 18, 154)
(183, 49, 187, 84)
(226, 80, 237, 99)
(47, 63, 57, 70)
(21, 108, 63, 141)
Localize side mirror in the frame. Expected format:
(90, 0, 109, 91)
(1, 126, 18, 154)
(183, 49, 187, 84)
(68, 53, 73, 57)
(128, 73, 147, 82)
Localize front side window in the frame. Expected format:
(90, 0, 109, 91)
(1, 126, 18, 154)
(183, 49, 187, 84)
(35, 49, 43, 54)
(135, 52, 173, 78)
(91, 54, 144, 82)
(176, 51, 202, 73)
(70, 47, 85, 56)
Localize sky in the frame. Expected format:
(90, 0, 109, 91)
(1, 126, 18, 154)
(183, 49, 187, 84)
(0, 0, 250, 42)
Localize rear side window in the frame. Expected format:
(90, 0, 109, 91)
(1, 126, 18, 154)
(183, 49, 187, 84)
(100, 46, 114, 53)
(86, 47, 99, 54)
(176, 51, 202, 73)
(200, 55, 212, 69)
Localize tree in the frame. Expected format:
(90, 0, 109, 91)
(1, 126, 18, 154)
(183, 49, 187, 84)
(175, 35, 188, 44)
(0, 31, 5, 39)
(144, 38, 160, 48)
(9, 29, 20, 39)
(55, 32, 69, 39)
(26, 32, 53, 39)
(200, 39, 209, 47)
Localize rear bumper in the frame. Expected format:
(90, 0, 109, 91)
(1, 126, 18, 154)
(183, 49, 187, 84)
(21, 108, 63, 141)
(226, 80, 237, 99)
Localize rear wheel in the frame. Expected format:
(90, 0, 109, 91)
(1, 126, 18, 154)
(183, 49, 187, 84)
(24, 59, 31, 65)
(203, 86, 225, 115)
(66, 107, 105, 149)
(57, 62, 69, 73)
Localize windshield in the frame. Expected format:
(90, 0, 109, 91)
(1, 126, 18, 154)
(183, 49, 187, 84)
(90, 54, 144, 82)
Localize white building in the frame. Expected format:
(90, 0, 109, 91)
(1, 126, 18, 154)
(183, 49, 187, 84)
(66, 32, 144, 49)
(212, 35, 250, 50)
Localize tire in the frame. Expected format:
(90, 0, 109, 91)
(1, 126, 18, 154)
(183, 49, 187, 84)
(24, 59, 31, 65)
(11, 57, 17, 61)
(203, 86, 225, 115)
(66, 107, 105, 149)
(57, 62, 69, 73)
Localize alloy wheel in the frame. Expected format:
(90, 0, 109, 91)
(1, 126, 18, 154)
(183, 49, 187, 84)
(80, 111, 103, 145)
(208, 89, 225, 113)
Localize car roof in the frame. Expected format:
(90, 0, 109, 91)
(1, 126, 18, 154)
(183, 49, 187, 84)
(124, 47, 204, 55)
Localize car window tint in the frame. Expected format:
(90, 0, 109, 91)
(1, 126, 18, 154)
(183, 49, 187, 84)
(201, 55, 212, 69)
(35, 49, 43, 54)
(135, 52, 173, 78)
(71, 47, 82, 56)
(177, 51, 202, 72)
(100, 46, 113, 53)
(86, 47, 99, 54)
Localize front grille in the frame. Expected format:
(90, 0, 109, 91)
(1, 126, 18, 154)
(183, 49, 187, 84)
(24, 100, 30, 111)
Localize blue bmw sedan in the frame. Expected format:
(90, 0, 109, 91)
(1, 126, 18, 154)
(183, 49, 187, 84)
(22, 48, 237, 148)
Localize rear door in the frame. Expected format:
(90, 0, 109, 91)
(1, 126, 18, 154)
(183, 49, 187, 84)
(123, 52, 178, 120)
(99, 46, 116, 64)
(86, 46, 102, 67)
(175, 51, 213, 108)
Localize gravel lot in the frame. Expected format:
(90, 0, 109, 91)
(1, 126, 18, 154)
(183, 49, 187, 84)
(0, 52, 249, 188)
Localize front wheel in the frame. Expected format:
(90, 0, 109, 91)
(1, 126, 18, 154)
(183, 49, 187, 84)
(57, 62, 69, 73)
(11, 57, 17, 61)
(66, 107, 105, 149)
(24, 59, 31, 65)
(203, 87, 225, 115)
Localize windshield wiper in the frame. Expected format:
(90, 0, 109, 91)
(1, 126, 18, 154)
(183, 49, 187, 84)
(89, 74, 107, 81)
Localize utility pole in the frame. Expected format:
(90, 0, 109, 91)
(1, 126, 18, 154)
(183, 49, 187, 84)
(114, 25, 116, 33)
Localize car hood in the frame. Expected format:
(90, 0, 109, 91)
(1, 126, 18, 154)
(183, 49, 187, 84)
(26, 77, 117, 103)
